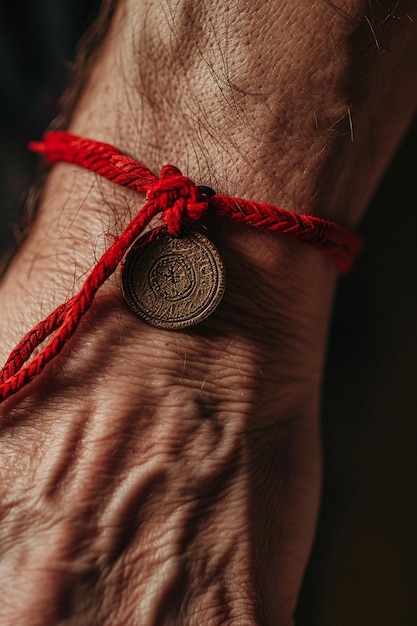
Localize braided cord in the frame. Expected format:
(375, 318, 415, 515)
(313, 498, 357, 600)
(0, 131, 361, 403)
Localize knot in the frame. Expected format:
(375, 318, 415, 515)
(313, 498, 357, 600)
(146, 165, 211, 235)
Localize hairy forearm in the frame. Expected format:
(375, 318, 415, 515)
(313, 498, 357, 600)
(1, 1, 417, 624)
(72, 0, 417, 220)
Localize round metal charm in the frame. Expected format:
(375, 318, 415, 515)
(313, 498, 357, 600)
(121, 230, 226, 329)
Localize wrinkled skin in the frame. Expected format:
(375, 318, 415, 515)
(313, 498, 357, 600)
(1, 1, 416, 624)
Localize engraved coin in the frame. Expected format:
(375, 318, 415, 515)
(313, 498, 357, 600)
(121, 230, 226, 329)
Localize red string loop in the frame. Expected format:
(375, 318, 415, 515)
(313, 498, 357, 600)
(0, 131, 362, 404)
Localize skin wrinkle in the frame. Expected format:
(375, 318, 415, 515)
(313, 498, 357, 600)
(152, 500, 261, 624)
(133, 6, 301, 204)
(97, 446, 253, 624)
(12, 348, 272, 623)
(133, 1, 272, 188)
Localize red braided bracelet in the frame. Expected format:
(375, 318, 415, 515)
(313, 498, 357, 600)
(0, 131, 361, 403)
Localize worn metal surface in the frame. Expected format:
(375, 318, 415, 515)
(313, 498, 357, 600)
(122, 230, 225, 329)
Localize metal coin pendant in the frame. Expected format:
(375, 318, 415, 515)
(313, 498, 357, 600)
(121, 230, 226, 329)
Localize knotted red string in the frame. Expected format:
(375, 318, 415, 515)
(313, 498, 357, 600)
(0, 131, 362, 403)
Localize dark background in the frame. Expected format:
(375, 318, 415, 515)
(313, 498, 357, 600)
(0, 2, 416, 623)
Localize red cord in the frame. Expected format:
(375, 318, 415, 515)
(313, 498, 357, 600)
(0, 131, 362, 403)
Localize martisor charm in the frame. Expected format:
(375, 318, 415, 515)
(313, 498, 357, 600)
(121, 230, 225, 329)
